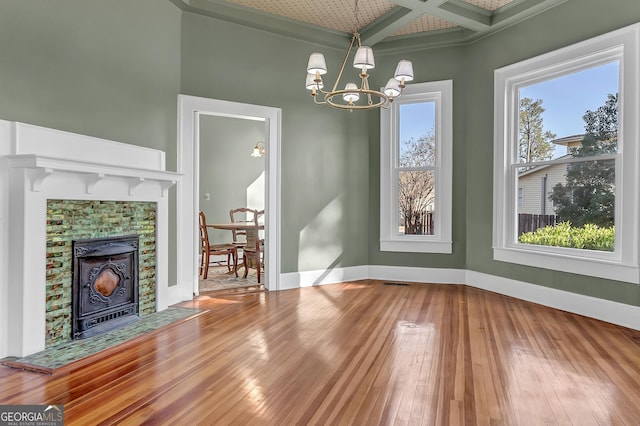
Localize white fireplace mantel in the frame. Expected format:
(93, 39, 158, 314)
(6, 154, 178, 195)
(0, 121, 181, 358)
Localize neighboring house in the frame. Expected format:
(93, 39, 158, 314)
(517, 135, 584, 216)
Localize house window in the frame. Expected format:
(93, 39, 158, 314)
(380, 80, 452, 253)
(493, 24, 639, 283)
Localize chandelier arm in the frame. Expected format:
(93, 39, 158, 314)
(313, 95, 327, 105)
(361, 74, 374, 105)
(331, 34, 358, 93)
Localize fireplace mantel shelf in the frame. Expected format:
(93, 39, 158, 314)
(6, 154, 181, 196)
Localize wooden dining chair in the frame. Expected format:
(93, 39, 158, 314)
(229, 207, 258, 251)
(199, 211, 237, 279)
(242, 209, 264, 283)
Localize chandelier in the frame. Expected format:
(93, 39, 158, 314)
(304, 2, 414, 111)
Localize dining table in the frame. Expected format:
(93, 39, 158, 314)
(207, 221, 264, 235)
(207, 221, 264, 271)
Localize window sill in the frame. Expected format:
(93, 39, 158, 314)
(381, 239, 452, 254)
(493, 246, 639, 284)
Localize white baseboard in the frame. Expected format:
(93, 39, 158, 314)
(466, 270, 640, 331)
(368, 265, 466, 284)
(279, 265, 369, 290)
(279, 265, 640, 331)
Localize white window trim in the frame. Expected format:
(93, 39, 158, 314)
(380, 80, 453, 253)
(493, 23, 640, 284)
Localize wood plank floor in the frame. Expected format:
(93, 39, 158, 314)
(2, 280, 640, 425)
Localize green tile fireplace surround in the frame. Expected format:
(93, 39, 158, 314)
(45, 199, 157, 347)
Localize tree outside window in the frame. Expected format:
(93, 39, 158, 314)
(398, 132, 435, 235)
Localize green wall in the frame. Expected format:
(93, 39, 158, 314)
(460, 0, 640, 305)
(2, 0, 640, 307)
(180, 11, 371, 272)
(0, 0, 181, 155)
(199, 115, 265, 244)
(368, 0, 640, 306)
(0, 0, 182, 284)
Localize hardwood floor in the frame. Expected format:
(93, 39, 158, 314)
(2, 280, 640, 425)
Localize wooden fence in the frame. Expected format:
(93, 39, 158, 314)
(404, 211, 434, 235)
(518, 213, 558, 235)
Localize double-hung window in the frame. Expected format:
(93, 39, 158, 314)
(493, 24, 639, 283)
(380, 80, 453, 253)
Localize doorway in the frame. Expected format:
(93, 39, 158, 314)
(175, 95, 281, 300)
(198, 115, 265, 293)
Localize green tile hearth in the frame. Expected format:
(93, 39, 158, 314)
(4, 307, 201, 372)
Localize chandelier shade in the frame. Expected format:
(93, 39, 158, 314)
(305, 74, 324, 90)
(305, 33, 414, 111)
(353, 46, 375, 71)
(394, 60, 414, 85)
(307, 53, 327, 75)
(343, 83, 360, 103)
(383, 78, 401, 98)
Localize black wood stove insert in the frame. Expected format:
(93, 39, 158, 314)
(72, 235, 140, 340)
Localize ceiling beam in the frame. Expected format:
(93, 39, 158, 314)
(360, 7, 426, 46)
(390, 0, 491, 32)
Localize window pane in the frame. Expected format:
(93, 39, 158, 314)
(516, 158, 615, 251)
(515, 61, 618, 252)
(397, 170, 435, 235)
(399, 102, 436, 167)
(518, 61, 619, 163)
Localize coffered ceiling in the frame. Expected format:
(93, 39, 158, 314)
(170, 0, 567, 52)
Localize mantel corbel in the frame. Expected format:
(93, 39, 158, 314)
(86, 173, 106, 194)
(160, 180, 177, 197)
(128, 177, 145, 196)
(30, 167, 54, 192)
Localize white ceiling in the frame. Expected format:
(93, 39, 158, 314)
(170, 0, 567, 51)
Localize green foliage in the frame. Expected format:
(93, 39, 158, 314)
(549, 93, 618, 227)
(518, 222, 614, 251)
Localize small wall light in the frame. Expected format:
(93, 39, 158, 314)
(251, 141, 265, 157)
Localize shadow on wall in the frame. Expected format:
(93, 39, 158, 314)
(298, 194, 345, 282)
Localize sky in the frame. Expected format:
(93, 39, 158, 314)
(520, 61, 619, 158)
(399, 101, 435, 142)
(398, 60, 619, 159)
